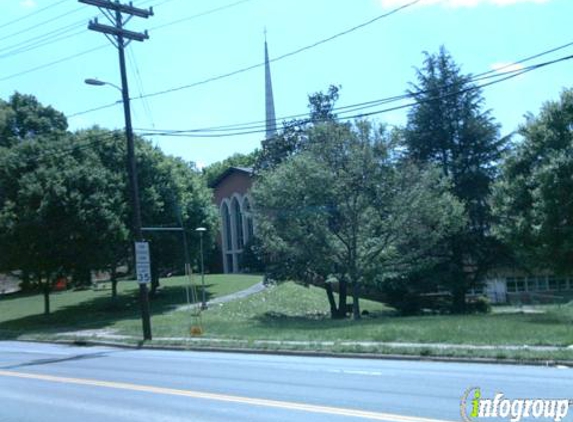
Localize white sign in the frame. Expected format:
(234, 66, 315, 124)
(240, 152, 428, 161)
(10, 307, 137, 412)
(135, 242, 151, 284)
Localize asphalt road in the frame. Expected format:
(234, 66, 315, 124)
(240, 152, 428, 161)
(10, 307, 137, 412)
(0, 341, 571, 422)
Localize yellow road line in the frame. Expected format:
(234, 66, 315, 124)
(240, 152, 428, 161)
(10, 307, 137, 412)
(0, 369, 454, 422)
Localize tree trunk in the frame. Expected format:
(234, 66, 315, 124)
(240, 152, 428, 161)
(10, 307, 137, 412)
(352, 281, 361, 320)
(325, 281, 348, 319)
(111, 267, 118, 300)
(338, 279, 348, 317)
(42, 276, 51, 316)
(150, 261, 160, 297)
(21, 270, 31, 291)
(451, 283, 467, 314)
(325, 283, 338, 319)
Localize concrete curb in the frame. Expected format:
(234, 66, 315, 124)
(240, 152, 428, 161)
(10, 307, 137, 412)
(21, 337, 573, 369)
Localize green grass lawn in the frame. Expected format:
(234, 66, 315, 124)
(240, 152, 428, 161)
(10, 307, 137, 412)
(0, 274, 262, 338)
(119, 282, 573, 347)
(2, 277, 573, 361)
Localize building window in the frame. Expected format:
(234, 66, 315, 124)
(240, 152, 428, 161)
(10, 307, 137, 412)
(507, 278, 517, 293)
(515, 277, 526, 292)
(548, 277, 558, 291)
(232, 197, 244, 248)
(222, 202, 232, 252)
(537, 277, 549, 291)
(243, 197, 254, 242)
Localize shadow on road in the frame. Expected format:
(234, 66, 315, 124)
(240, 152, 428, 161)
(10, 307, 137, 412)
(0, 349, 126, 370)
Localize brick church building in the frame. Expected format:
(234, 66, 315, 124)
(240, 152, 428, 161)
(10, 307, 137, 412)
(210, 38, 276, 273)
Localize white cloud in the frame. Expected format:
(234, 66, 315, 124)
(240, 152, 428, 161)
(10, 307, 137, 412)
(380, 0, 550, 8)
(20, 0, 37, 8)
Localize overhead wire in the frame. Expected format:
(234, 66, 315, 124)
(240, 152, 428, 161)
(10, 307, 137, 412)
(68, 1, 573, 122)
(0, 0, 245, 83)
(0, 45, 109, 83)
(132, 0, 423, 101)
(15, 51, 573, 163)
(0, 0, 69, 32)
(133, 53, 573, 139)
(67, 0, 423, 118)
(0, 6, 84, 44)
(148, 0, 252, 32)
(128, 48, 156, 128)
(0, 25, 87, 60)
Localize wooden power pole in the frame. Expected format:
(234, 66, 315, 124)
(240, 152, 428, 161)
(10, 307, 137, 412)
(79, 0, 154, 340)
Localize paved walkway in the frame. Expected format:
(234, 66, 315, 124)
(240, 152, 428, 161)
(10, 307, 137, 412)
(176, 281, 266, 312)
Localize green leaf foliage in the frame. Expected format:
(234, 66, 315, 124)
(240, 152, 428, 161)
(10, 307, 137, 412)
(402, 47, 507, 311)
(253, 119, 465, 318)
(493, 88, 573, 274)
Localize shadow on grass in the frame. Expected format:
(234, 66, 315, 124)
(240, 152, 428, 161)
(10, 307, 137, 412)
(0, 284, 217, 340)
(251, 310, 393, 331)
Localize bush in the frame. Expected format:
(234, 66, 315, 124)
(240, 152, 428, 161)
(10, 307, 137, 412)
(467, 296, 491, 314)
(382, 279, 423, 316)
(241, 237, 266, 273)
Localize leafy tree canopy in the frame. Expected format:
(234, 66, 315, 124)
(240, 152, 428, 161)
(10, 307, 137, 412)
(402, 47, 506, 311)
(253, 119, 464, 319)
(493, 88, 573, 274)
(0, 92, 67, 148)
(255, 85, 340, 172)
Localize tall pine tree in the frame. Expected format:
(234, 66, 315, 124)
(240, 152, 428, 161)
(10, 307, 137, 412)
(403, 47, 506, 312)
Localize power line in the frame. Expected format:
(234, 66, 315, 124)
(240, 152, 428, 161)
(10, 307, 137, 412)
(0, 45, 109, 83)
(132, 56, 553, 136)
(0, 1, 178, 83)
(0, 6, 84, 44)
(68, 0, 422, 117)
(0, 24, 87, 60)
(0, 0, 68, 32)
(18, 52, 573, 162)
(0, 0, 172, 64)
(149, 0, 252, 32)
(134, 53, 573, 139)
(138, 0, 423, 101)
(128, 48, 156, 128)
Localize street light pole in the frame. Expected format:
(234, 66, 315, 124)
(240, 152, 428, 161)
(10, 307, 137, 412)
(196, 227, 207, 309)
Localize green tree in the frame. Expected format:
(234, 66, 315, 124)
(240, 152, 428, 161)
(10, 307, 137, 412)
(79, 127, 219, 295)
(493, 88, 573, 274)
(403, 47, 506, 312)
(0, 134, 128, 314)
(202, 151, 259, 187)
(255, 85, 340, 172)
(253, 120, 464, 319)
(0, 92, 67, 148)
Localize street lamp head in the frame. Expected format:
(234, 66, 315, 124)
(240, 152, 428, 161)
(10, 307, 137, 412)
(84, 78, 106, 86)
(195, 227, 207, 232)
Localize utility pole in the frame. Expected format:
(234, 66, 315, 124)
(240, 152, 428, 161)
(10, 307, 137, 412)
(79, 0, 153, 340)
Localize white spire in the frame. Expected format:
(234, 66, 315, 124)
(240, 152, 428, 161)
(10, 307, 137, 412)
(264, 31, 277, 140)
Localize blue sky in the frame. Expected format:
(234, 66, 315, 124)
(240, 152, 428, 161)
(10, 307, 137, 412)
(0, 0, 571, 167)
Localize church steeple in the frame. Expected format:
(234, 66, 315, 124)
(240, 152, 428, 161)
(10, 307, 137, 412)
(264, 32, 277, 140)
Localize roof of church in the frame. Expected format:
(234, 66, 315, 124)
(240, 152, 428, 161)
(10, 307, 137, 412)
(209, 166, 254, 188)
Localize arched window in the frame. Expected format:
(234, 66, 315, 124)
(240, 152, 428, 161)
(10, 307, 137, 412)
(232, 197, 244, 248)
(222, 202, 232, 252)
(243, 197, 254, 242)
